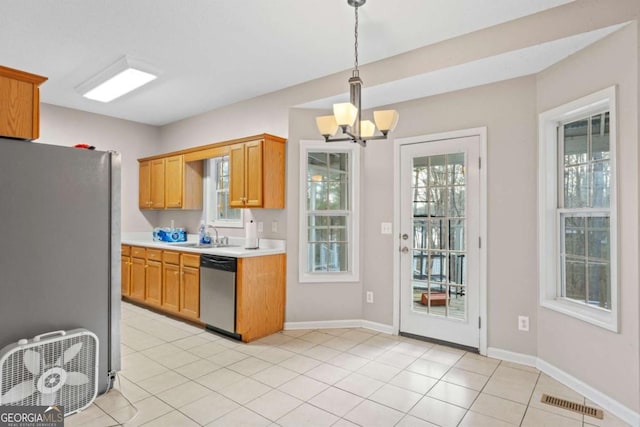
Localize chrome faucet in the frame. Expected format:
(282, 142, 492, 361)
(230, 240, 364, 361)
(206, 223, 219, 244)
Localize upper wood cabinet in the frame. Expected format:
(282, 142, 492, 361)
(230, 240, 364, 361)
(165, 155, 203, 209)
(138, 133, 284, 210)
(139, 155, 202, 210)
(229, 136, 286, 208)
(0, 65, 47, 140)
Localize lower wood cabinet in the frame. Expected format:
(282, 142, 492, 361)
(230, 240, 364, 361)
(121, 244, 286, 341)
(145, 249, 163, 306)
(121, 246, 131, 296)
(122, 245, 200, 322)
(236, 254, 286, 342)
(130, 256, 146, 301)
(180, 254, 200, 319)
(162, 256, 181, 313)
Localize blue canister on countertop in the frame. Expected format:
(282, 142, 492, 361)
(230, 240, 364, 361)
(158, 227, 187, 242)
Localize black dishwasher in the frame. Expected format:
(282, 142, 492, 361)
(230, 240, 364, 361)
(200, 255, 241, 340)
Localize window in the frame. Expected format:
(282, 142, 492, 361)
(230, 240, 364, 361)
(299, 141, 360, 282)
(204, 156, 243, 228)
(538, 86, 618, 331)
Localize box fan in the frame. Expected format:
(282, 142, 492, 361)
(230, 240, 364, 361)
(0, 329, 98, 416)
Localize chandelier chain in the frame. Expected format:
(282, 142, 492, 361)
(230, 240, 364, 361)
(354, 4, 359, 76)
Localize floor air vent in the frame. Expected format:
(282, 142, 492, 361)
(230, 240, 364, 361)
(540, 394, 604, 420)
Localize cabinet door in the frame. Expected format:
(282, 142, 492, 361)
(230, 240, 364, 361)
(180, 265, 200, 319)
(150, 158, 166, 209)
(244, 140, 264, 207)
(228, 143, 247, 207)
(130, 257, 146, 301)
(121, 255, 131, 296)
(162, 262, 180, 313)
(165, 155, 184, 208)
(145, 259, 163, 306)
(139, 161, 152, 209)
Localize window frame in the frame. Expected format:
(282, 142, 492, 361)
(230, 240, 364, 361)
(204, 156, 243, 229)
(299, 140, 360, 283)
(538, 86, 618, 332)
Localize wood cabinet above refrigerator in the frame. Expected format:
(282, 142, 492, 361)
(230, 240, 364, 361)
(0, 65, 47, 140)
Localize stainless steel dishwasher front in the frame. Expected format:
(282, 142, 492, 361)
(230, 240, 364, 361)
(200, 254, 241, 340)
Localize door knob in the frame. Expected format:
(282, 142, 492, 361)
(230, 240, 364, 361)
(401, 233, 409, 240)
(401, 246, 409, 253)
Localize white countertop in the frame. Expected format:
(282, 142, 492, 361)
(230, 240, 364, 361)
(121, 232, 285, 258)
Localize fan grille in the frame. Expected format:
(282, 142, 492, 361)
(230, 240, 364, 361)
(0, 330, 97, 416)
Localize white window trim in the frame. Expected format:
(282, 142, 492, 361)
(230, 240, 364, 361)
(538, 86, 618, 332)
(299, 140, 360, 283)
(204, 157, 244, 229)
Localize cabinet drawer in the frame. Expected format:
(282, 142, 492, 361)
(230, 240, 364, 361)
(163, 251, 180, 265)
(147, 249, 163, 261)
(121, 245, 131, 256)
(131, 246, 146, 258)
(182, 254, 200, 268)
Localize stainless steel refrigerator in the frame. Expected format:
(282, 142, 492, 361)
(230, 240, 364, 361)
(0, 138, 121, 394)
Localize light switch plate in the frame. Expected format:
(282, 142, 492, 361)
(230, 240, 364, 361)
(257, 222, 264, 233)
(381, 222, 392, 234)
(271, 221, 278, 233)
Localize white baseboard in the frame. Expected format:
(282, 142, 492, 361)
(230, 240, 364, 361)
(360, 320, 395, 335)
(488, 347, 639, 427)
(284, 319, 394, 335)
(487, 347, 537, 368)
(537, 359, 639, 427)
(284, 319, 365, 330)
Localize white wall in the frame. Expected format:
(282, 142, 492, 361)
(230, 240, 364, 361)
(535, 22, 640, 413)
(38, 103, 160, 232)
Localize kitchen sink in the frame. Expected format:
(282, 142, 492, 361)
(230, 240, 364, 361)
(169, 242, 239, 249)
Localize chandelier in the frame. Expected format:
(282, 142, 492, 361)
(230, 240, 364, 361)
(315, 0, 399, 147)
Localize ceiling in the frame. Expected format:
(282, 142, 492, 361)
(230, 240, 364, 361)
(0, 0, 593, 126)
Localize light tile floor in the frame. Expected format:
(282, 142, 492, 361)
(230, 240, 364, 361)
(67, 302, 630, 426)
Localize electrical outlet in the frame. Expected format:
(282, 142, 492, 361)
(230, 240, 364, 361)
(518, 315, 529, 332)
(257, 222, 264, 233)
(366, 291, 374, 304)
(272, 221, 278, 233)
(381, 222, 392, 234)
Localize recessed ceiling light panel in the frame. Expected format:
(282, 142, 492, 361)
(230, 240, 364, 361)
(76, 56, 160, 103)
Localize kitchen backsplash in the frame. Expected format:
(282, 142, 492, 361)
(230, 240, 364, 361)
(155, 209, 287, 240)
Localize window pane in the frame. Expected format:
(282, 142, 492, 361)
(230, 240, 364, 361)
(449, 253, 466, 285)
(429, 252, 447, 283)
(591, 112, 610, 161)
(413, 220, 428, 250)
(449, 220, 465, 251)
(430, 187, 446, 217)
(564, 216, 585, 257)
(328, 181, 348, 210)
(588, 261, 610, 308)
(564, 164, 589, 208)
(587, 217, 610, 259)
(448, 186, 465, 217)
(428, 219, 445, 250)
(564, 119, 589, 165)
(308, 181, 328, 210)
(413, 250, 428, 280)
(428, 155, 447, 186)
(591, 161, 610, 208)
(564, 258, 586, 301)
(447, 153, 465, 185)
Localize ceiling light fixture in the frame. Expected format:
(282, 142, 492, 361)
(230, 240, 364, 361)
(76, 56, 160, 103)
(316, 0, 399, 147)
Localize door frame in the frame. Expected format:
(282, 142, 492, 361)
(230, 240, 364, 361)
(392, 127, 488, 355)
